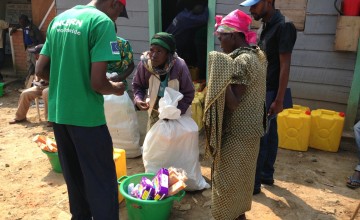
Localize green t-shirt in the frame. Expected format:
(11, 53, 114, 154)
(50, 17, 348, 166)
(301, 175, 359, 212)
(41, 5, 120, 126)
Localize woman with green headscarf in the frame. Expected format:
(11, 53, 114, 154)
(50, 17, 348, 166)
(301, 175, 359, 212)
(132, 32, 195, 130)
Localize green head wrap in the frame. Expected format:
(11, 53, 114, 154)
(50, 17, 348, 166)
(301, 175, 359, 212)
(151, 32, 176, 54)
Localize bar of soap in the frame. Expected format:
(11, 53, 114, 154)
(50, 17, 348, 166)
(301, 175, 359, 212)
(137, 177, 154, 200)
(153, 168, 169, 200)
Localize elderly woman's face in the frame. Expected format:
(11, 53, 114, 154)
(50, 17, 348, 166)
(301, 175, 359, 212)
(149, 45, 169, 67)
(218, 33, 235, 54)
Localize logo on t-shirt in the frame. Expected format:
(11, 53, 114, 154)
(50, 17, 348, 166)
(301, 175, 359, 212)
(110, 41, 120, 55)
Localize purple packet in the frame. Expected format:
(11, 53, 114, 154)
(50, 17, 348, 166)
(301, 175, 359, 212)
(137, 177, 154, 200)
(152, 168, 169, 200)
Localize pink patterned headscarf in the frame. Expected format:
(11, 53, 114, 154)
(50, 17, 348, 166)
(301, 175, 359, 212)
(215, 9, 257, 45)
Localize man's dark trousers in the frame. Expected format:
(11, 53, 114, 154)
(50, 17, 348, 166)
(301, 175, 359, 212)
(53, 123, 119, 220)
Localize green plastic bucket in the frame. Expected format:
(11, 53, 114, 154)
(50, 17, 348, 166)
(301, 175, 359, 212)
(42, 150, 62, 173)
(0, 83, 4, 97)
(118, 173, 185, 220)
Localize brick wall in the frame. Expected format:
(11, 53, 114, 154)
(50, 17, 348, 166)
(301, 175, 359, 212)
(11, 31, 27, 75)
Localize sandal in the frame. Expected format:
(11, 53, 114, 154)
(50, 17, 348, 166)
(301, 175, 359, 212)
(261, 178, 274, 186)
(46, 121, 53, 127)
(9, 118, 26, 124)
(346, 176, 360, 189)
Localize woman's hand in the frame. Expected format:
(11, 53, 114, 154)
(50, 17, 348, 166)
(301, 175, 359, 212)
(111, 81, 125, 96)
(135, 100, 150, 111)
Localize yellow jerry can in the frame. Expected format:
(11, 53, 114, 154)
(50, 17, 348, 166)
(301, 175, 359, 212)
(292, 104, 310, 112)
(113, 148, 127, 203)
(277, 109, 311, 151)
(309, 109, 345, 152)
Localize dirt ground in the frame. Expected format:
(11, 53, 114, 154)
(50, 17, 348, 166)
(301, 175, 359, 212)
(1, 81, 360, 220)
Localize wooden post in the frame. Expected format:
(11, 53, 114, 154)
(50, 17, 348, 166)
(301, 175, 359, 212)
(206, 0, 216, 83)
(148, 0, 161, 42)
(345, 37, 360, 130)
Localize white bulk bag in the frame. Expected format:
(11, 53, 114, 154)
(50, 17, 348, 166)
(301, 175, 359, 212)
(104, 91, 141, 158)
(143, 88, 210, 190)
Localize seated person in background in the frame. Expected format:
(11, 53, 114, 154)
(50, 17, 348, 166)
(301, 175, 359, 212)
(9, 44, 51, 126)
(10, 15, 44, 86)
(9, 76, 49, 125)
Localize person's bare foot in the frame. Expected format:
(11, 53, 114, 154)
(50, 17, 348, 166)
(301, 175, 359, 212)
(347, 170, 360, 189)
(9, 118, 26, 124)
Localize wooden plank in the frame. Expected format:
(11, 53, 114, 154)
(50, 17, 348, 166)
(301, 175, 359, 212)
(217, 2, 306, 30)
(216, 4, 306, 31)
(217, 0, 241, 5)
(282, 9, 305, 30)
(116, 11, 148, 27)
(148, 0, 161, 41)
(291, 50, 356, 70)
(307, 0, 339, 15)
(294, 33, 335, 52)
(32, 0, 53, 26)
(292, 98, 347, 112)
(289, 81, 350, 104)
(207, 0, 217, 82)
(250, 9, 305, 30)
(218, 0, 307, 9)
(291, 83, 349, 103)
(345, 38, 360, 129)
(276, 0, 308, 10)
(216, 3, 241, 15)
(334, 16, 360, 52)
(117, 26, 149, 41)
(290, 66, 353, 87)
(56, 9, 65, 15)
(55, 0, 87, 10)
(126, 0, 148, 11)
(55, 0, 148, 11)
(128, 40, 149, 56)
(304, 15, 338, 34)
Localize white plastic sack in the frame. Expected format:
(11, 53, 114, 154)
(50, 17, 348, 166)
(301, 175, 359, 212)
(158, 87, 183, 120)
(104, 91, 141, 158)
(143, 88, 210, 191)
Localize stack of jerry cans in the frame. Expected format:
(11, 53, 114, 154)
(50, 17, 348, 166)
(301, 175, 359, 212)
(309, 109, 345, 152)
(277, 107, 311, 151)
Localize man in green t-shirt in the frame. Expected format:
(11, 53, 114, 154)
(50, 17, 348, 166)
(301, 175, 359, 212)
(35, 0, 128, 219)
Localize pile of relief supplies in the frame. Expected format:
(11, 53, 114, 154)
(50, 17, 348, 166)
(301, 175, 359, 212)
(128, 167, 187, 201)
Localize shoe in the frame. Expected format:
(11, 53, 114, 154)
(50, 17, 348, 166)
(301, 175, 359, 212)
(253, 188, 261, 195)
(346, 176, 360, 189)
(9, 118, 26, 124)
(261, 178, 274, 186)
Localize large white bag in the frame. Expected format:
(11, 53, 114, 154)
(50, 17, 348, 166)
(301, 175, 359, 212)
(143, 88, 210, 191)
(104, 91, 141, 158)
